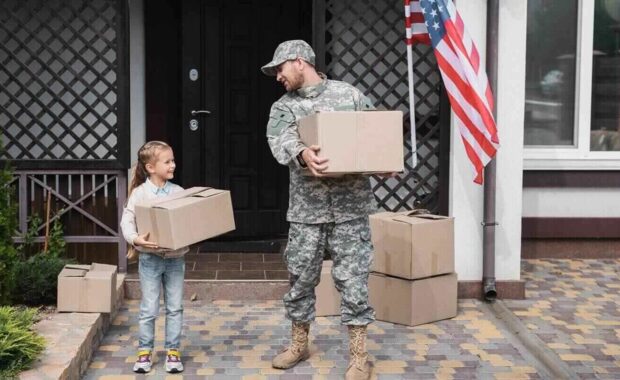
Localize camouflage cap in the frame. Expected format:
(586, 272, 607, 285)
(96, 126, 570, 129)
(261, 40, 316, 76)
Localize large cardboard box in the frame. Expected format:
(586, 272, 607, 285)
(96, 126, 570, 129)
(135, 187, 235, 250)
(370, 211, 454, 280)
(315, 260, 341, 317)
(369, 272, 457, 326)
(297, 111, 404, 174)
(57, 263, 117, 313)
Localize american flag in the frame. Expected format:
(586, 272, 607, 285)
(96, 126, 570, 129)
(405, 0, 499, 184)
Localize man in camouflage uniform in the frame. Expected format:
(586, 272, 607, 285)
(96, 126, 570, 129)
(261, 39, 376, 380)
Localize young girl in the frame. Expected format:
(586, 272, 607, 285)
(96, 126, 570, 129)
(120, 141, 187, 374)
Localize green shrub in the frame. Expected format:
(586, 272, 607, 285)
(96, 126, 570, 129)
(12, 252, 73, 306)
(12, 218, 73, 306)
(0, 306, 45, 378)
(0, 157, 18, 305)
(46, 217, 66, 259)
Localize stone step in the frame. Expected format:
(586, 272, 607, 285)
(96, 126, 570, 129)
(19, 275, 125, 380)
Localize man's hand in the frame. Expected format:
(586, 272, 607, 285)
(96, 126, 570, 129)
(133, 232, 159, 249)
(301, 145, 329, 176)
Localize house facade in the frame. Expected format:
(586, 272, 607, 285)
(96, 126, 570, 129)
(2, 0, 617, 297)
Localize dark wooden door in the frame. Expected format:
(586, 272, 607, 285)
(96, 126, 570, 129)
(181, 0, 311, 240)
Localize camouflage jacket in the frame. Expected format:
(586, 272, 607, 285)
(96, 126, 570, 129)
(266, 76, 377, 224)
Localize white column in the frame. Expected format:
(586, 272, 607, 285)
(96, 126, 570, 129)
(129, 0, 146, 162)
(495, 0, 527, 281)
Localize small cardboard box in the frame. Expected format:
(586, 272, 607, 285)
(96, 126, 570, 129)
(135, 187, 235, 250)
(315, 260, 341, 317)
(370, 211, 454, 280)
(57, 263, 117, 313)
(297, 111, 404, 174)
(369, 272, 457, 326)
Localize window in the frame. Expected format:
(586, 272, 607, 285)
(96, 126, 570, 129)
(524, 0, 620, 169)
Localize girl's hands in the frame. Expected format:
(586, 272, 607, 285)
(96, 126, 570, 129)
(133, 232, 159, 249)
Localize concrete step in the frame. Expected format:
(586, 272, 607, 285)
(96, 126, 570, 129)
(19, 275, 125, 380)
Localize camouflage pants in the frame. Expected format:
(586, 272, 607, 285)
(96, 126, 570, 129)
(283, 217, 375, 326)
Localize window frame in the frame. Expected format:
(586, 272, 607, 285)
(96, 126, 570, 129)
(524, 0, 620, 170)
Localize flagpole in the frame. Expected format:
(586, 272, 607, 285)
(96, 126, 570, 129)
(404, 0, 418, 168)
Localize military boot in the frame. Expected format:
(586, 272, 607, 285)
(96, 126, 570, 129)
(345, 325, 372, 380)
(272, 321, 310, 369)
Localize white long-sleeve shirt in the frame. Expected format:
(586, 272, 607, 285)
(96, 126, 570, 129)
(120, 178, 189, 258)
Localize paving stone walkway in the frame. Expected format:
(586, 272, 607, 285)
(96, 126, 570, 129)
(83, 259, 620, 379)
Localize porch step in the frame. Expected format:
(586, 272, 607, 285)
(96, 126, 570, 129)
(124, 278, 289, 301)
(199, 239, 286, 253)
(20, 275, 125, 380)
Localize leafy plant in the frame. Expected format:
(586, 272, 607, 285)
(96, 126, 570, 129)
(0, 306, 45, 378)
(46, 217, 66, 259)
(17, 215, 41, 260)
(12, 218, 73, 306)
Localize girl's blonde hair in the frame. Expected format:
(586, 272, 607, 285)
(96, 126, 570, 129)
(128, 140, 172, 195)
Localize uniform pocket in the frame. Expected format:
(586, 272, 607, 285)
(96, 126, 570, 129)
(267, 107, 296, 137)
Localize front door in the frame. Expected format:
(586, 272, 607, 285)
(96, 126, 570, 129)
(181, 0, 311, 240)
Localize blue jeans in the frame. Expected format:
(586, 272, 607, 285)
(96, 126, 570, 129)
(138, 253, 185, 351)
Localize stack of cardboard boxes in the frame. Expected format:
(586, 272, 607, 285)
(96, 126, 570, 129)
(369, 211, 457, 326)
(303, 111, 457, 324)
(315, 211, 457, 325)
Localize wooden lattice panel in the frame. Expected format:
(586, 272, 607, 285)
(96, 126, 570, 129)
(324, 0, 445, 212)
(0, 0, 124, 164)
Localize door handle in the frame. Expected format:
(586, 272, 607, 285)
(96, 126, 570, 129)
(191, 110, 211, 116)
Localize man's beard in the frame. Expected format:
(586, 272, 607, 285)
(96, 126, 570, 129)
(287, 72, 304, 92)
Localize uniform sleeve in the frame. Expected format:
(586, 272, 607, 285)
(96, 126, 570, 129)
(354, 89, 376, 111)
(266, 102, 307, 167)
(120, 190, 139, 246)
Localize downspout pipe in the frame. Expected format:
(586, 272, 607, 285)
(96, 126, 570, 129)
(483, 0, 499, 302)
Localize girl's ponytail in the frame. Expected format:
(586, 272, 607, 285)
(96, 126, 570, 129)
(128, 161, 147, 195)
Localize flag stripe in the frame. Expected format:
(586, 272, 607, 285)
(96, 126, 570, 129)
(441, 71, 498, 158)
(435, 44, 498, 142)
(406, 0, 431, 45)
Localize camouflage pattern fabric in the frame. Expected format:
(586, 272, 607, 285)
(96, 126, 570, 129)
(261, 39, 316, 76)
(266, 76, 377, 224)
(283, 218, 375, 326)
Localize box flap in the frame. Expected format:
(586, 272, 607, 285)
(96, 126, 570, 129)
(152, 189, 226, 210)
(86, 270, 117, 280)
(192, 188, 226, 198)
(65, 264, 92, 270)
(90, 263, 117, 273)
(136, 187, 209, 208)
(391, 210, 449, 225)
(59, 268, 88, 277)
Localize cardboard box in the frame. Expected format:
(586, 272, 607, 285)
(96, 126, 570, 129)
(370, 211, 454, 280)
(135, 187, 235, 250)
(315, 260, 341, 317)
(297, 111, 404, 174)
(369, 272, 457, 326)
(57, 263, 117, 313)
